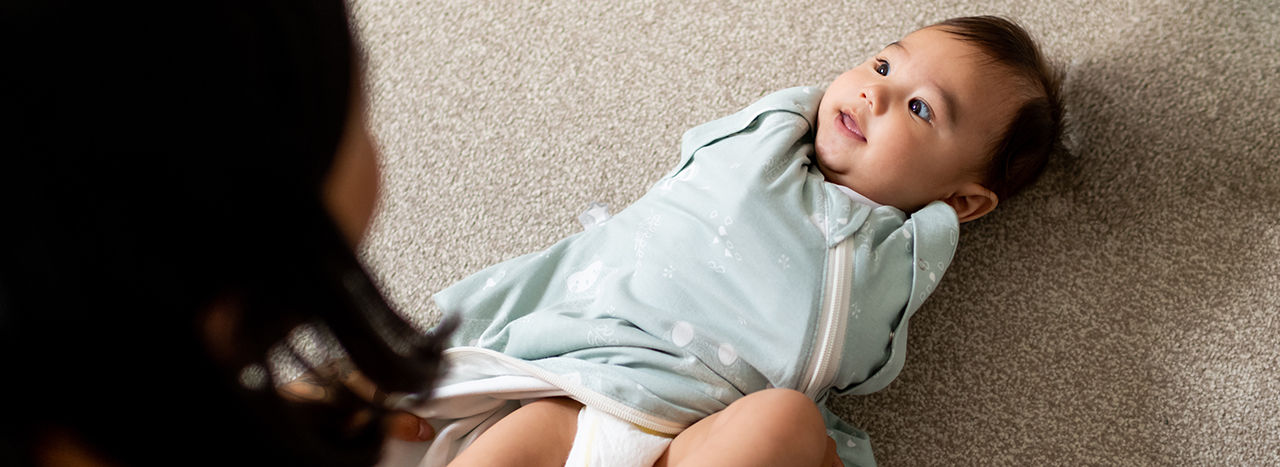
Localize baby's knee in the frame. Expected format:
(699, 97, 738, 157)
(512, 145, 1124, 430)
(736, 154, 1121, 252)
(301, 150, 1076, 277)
(739, 389, 822, 421)
(731, 389, 828, 453)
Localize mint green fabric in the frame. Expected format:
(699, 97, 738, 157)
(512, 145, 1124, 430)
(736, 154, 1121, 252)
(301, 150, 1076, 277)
(432, 87, 958, 466)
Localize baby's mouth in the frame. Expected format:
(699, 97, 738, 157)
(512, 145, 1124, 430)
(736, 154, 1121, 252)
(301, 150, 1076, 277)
(839, 112, 866, 143)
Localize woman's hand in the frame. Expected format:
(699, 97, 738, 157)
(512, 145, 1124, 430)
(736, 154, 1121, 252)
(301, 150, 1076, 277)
(384, 411, 435, 442)
(280, 359, 435, 442)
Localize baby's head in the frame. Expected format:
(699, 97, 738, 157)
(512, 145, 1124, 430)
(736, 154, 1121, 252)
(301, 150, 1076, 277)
(814, 16, 1063, 222)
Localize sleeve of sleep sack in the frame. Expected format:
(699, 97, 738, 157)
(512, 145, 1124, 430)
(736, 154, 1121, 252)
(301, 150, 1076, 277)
(666, 86, 822, 179)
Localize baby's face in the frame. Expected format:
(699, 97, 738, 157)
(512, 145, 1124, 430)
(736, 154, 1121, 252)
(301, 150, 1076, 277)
(814, 27, 1021, 213)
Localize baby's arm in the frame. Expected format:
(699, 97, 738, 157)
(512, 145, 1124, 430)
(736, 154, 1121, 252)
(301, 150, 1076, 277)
(448, 397, 583, 467)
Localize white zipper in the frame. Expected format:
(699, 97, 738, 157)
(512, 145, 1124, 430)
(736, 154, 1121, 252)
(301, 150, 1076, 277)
(796, 236, 855, 399)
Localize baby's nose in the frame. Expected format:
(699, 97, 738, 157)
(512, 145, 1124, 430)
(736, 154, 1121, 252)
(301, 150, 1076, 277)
(860, 89, 878, 112)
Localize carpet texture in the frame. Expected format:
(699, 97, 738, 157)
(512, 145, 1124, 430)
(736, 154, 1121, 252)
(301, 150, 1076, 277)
(348, 0, 1280, 464)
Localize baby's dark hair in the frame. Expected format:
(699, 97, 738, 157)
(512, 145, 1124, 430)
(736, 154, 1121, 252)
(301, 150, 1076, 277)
(933, 16, 1065, 202)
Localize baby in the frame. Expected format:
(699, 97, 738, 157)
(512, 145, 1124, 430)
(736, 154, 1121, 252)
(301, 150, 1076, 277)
(397, 15, 1063, 467)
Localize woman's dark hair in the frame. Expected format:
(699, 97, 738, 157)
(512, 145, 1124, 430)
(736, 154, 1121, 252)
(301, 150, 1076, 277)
(932, 15, 1066, 203)
(0, 1, 448, 465)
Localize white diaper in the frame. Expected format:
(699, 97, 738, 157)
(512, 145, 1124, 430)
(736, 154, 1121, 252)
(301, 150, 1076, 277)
(564, 405, 675, 467)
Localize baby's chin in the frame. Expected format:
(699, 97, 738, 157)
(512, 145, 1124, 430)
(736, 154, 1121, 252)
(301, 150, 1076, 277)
(812, 143, 849, 181)
(811, 163, 910, 211)
(813, 160, 854, 191)
(812, 133, 837, 168)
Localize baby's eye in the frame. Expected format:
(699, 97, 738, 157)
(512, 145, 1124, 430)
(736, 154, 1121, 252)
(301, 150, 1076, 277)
(874, 58, 889, 76)
(909, 98, 933, 122)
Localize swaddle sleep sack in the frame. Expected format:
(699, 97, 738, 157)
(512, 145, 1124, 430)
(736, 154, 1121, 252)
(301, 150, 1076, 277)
(401, 86, 960, 467)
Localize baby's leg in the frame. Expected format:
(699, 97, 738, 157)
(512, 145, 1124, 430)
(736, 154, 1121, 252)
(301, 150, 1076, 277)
(655, 388, 836, 467)
(448, 396, 582, 467)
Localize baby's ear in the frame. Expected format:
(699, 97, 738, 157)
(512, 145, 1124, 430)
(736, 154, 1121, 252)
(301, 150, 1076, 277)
(943, 182, 998, 223)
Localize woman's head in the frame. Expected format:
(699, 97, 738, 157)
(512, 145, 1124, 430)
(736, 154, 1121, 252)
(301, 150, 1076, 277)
(326, 96, 383, 245)
(1, 1, 445, 464)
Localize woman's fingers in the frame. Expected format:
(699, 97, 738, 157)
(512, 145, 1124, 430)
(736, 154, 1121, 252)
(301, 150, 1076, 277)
(385, 411, 434, 441)
(278, 359, 370, 403)
(280, 360, 434, 443)
(279, 377, 330, 402)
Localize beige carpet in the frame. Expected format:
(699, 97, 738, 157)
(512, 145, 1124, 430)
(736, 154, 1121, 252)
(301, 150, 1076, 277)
(349, 0, 1280, 464)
